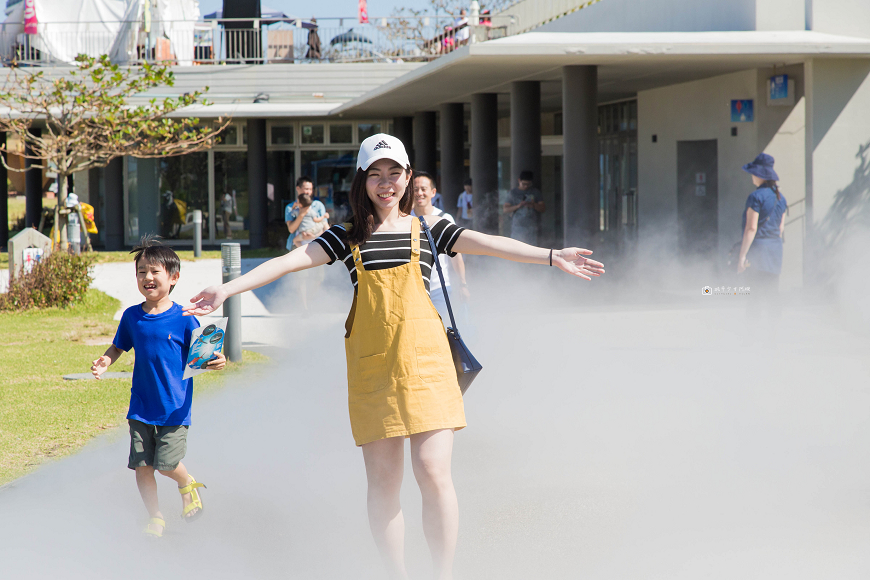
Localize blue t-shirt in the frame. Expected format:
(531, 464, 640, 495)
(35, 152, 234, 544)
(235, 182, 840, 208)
(285, 200, 327, 250)
(284, 202, 298, 250)
(113, 303, 200, 426)
(742, 186, 788, 275)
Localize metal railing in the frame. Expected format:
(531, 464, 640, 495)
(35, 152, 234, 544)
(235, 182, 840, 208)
(0, 15, 520, 67)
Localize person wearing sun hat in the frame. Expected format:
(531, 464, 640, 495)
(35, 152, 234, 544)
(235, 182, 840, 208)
(737, 152, 788, 316)
(183, 133, 606, 579)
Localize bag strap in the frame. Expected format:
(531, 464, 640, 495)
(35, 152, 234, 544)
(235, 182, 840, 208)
(418, 216, 460, 336)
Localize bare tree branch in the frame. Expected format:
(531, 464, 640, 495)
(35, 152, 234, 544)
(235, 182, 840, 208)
(0, 54, 230, 248)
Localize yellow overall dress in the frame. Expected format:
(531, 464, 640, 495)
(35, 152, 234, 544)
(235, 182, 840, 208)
(344, 218, 466, 446)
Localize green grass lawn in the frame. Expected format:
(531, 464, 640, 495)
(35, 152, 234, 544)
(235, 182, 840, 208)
(88, 247, 285, 264)
(1, 247, 284, 269)
(5, 194, 56, 230)
(0, 288, 268, 485)
(3, 194, 284, 267)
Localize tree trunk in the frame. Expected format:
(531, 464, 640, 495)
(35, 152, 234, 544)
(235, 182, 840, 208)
(58, 171, 68, 250)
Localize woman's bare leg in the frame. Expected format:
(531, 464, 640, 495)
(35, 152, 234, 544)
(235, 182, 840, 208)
(362, 436, 408, 579)
(410, 429, 458, 580)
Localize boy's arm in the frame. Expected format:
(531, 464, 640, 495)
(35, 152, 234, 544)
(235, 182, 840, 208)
(91, 345, 125, 379)
(312, 212, 329, 223)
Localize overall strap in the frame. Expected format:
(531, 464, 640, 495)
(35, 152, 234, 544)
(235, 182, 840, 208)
(350, 243, 365, 272)
(410, 216, 421, 264)
(344, 222, 366, 273)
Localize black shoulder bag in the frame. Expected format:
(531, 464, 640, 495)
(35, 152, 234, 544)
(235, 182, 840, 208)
(418, 216, 482, 395)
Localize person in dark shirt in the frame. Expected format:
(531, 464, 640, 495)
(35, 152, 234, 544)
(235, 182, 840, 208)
(737, 153, 788, 317)
(504, 170, 545, 245)
(306, 18, 322, 60)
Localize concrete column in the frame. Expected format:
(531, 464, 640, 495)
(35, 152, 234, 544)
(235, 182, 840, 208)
(25, 128, 42, 229)
(510, 82, 541, 191)
(247, 118, 268, 249)
(440, 103, 464, 213)
(393, 116, 414, 166)
(471, 93, 498, 233)
(562, 66, 598, 247)
(413, 111, 437, 174)
(0, 132, 7, 249)
(104, 157, 124, 250)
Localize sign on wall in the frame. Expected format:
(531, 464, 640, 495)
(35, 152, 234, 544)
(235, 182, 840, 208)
(731, 100, 754, 123)
(770, 75, 788, 100)
(768, 75, 795, 107)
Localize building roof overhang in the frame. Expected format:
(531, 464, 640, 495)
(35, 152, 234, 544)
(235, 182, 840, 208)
(166, 101, 339, 119)
(332, 30, 870, 116)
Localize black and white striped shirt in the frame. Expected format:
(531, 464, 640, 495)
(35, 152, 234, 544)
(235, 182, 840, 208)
(314, 219, 465, 293)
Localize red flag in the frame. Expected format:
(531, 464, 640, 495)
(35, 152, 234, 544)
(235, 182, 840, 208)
(358, 0, 369, 24)
(24, 0, 38, 35)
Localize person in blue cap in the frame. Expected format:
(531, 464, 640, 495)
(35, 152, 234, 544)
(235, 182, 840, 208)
(737, 153, 788, 314)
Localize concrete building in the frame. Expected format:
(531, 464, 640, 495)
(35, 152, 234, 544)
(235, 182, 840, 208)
(4, 0, 870, 293)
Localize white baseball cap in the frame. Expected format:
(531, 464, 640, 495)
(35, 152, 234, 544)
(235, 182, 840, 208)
(356, 133, 410, 171)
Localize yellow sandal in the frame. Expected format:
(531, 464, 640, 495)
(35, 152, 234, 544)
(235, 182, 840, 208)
(179, 475, 206, 522)
(143, 517, 165, 538)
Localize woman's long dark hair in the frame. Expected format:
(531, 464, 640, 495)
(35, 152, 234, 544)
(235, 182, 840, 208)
(762, 179, 782, 201)
(347, 166, 414, 246)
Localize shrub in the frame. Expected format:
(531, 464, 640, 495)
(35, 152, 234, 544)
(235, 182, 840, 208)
(0, 250, 94, 311)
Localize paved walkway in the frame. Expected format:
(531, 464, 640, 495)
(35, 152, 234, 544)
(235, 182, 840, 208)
(2, 264, 869, 579)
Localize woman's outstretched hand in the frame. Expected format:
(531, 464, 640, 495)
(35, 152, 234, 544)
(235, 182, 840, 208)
(553, 248, 605, 281)
(183, 285, 228, 316)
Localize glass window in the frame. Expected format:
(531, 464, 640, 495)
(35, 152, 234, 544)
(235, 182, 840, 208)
(158, 153, 209, 241)
(301, 149, 357, 224)
(267, 151, 296, 223)
(271, 125, 294, 145)
(126, 158, 139, 242)
(125, 157, 161, 243)
(241, 124, 248, 145)
(214, 151, 249, 240)
(330, 124, 353, 144)
(357, 122, 381, 142)
(217, 124, 239, 146)
(301, 124, 325, 144)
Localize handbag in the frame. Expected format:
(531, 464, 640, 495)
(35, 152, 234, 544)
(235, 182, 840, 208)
(418, 216, 482, 395)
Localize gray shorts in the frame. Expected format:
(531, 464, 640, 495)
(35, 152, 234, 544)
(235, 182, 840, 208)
(127, 419, 188, 471)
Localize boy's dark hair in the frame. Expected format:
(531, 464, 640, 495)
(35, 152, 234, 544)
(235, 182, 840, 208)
(130, 235, 181, 294)
(296, 175, 313, 188)
(464, 177, 473, 187)
(519, 170, 534, 182)
(413, 171, 436, 189)
(298, 193, 313, 207)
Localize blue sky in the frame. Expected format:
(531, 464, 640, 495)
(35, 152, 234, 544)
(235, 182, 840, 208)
(197, 1, 445, 19)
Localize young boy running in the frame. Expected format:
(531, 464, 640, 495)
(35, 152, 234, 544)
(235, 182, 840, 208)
(91, 237, 226, 538)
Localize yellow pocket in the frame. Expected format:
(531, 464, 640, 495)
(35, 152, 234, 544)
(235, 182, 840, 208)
(416, 346, 447, 383)
(352, 352, 388, 394)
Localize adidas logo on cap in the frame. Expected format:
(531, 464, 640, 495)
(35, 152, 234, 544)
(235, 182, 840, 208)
(357, 133, 409, 170)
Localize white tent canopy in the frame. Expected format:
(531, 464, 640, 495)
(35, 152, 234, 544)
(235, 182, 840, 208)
(0, 0, 200, 64)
